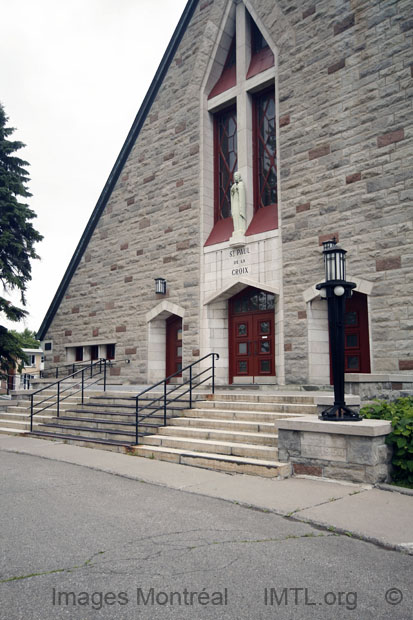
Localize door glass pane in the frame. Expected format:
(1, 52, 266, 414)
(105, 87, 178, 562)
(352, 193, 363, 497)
(177, 362, 182, 371)
(238, 342, 247, 354)
(177, 329, 182, 341)
(260, 341, 270, 353)
(232, 288, 275, 313)
(260, 321, 270, 334)
(238, 323, 247, 336)
(238, 361, 247, 373)
(249, 294, 258, 310)
(347, 356, 359, 370)
(260, 360, 270, 372)
(346, 334, 358, 348)
(177, 346, 182, 357)
(345, 312, 358, 326)
(258, 292, 266, 310)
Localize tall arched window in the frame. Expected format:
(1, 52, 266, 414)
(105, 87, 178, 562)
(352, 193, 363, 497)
(205, 3, 277, 246)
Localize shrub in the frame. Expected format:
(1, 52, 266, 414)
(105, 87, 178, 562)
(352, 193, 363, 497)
(361, 397, 413, 486)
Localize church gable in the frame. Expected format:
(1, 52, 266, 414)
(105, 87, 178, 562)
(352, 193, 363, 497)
(38, 0, 412, 389)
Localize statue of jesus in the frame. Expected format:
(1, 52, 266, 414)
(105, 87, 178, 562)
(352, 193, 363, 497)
(230, 172, 246, 241)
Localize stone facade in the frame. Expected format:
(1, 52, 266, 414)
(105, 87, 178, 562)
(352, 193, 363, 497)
(39, 0, 413, 387)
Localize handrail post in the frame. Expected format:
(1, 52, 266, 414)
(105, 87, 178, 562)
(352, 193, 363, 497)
(81, 369, 85, 405)
(135, 397, 139, 445)
(30, 394, 33, 431)
(90, 360, 93, 378)
(56, 366, 58, 379)
(57, 382, 60, 418)
(212, 353, 216, 394)
(163, 380, 167, 426)
(189, 366, 193, 409)
(103, 360, 107, 392)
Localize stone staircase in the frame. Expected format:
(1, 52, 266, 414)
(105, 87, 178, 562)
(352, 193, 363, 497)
(0, 390, 96, 436)
(1, 389, 319, 478)
(134, 394, 316, 477)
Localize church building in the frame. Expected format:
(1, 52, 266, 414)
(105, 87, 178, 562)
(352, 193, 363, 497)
(38, 0, 413, 393)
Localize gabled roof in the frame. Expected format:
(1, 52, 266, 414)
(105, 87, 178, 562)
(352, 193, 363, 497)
(37, 0, 199, 340)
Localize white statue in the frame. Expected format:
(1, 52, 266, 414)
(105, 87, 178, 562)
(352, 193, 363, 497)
(230, 171, 246, 244)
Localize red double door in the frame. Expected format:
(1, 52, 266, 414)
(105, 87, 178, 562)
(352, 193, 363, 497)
(230, 312, 275, 382)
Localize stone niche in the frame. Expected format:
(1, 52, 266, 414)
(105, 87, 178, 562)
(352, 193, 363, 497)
(276, 417, 393, 484)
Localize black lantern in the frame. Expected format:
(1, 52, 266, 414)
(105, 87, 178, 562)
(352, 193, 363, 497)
(155, 278, 167, 295)
(316, 239, 362, 421)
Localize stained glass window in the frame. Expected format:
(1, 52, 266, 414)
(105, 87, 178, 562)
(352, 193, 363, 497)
(215, 108, 237, 220)
(254, 91, 277, 209)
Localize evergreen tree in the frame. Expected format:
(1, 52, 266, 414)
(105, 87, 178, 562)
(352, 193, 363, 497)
(9, 328, 41, 349)
(0, 103, 43, 376)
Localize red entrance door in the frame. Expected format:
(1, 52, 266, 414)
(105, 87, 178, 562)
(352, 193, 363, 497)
(344, 292, 371, 373)
(229, 288, 275, 383)
(329, 291, 371, 383)
(166, 315, 182, 380)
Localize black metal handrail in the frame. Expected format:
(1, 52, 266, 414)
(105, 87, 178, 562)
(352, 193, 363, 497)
(40, 359, 113, 380)
(30, 358, 108, 431)
(134, 353, 219, 445)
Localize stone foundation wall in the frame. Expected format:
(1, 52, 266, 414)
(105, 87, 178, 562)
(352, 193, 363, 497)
(345, 374, 413, 403)
(277, 417, 392, 484)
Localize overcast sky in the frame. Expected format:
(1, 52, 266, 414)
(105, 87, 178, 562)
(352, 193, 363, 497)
(1, 0, 188, 335)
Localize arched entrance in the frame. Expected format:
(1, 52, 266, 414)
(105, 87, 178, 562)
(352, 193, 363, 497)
(146, 301, 185, 384)
(229, 287, 275, 383)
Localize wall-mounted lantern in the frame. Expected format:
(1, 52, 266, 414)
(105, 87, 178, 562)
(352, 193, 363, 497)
(316, 238, 362, 422)
(155, 278, 167, 295)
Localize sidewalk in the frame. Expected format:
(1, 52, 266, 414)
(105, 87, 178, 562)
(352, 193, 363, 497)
(1, 435, 412, 555)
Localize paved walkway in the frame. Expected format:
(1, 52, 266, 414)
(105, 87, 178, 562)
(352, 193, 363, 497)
(1, 435, 412, 555)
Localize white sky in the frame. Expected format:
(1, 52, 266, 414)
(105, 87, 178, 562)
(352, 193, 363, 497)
(1, 0, 188, 335)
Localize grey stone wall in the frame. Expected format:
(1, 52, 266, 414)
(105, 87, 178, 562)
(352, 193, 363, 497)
(277, 0, 413, 381)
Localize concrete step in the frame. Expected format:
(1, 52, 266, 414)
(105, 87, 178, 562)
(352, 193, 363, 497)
(141, 434, 278, 460)
(157, 424, 277, 446)
(133, 444, 291, 478)
(195, 400, 318, 414)
(30, 431, 134, 453)
(182, 408, 305, 422)
(0, 426, 29, 435)
(0, 415, 53, 430)
(63, 409, 168, 424)
(169, 416, 277, 434)
(207, 393, 316, 404)
(84, 399, 190, 414)
(51, 415, 161, 433)
(37, 422, 139, 444)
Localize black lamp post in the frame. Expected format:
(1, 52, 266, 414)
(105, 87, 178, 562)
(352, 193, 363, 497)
(316, 238, 362, 421)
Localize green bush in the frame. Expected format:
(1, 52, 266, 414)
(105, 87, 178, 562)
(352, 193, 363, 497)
(361, 397, 413, 486)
